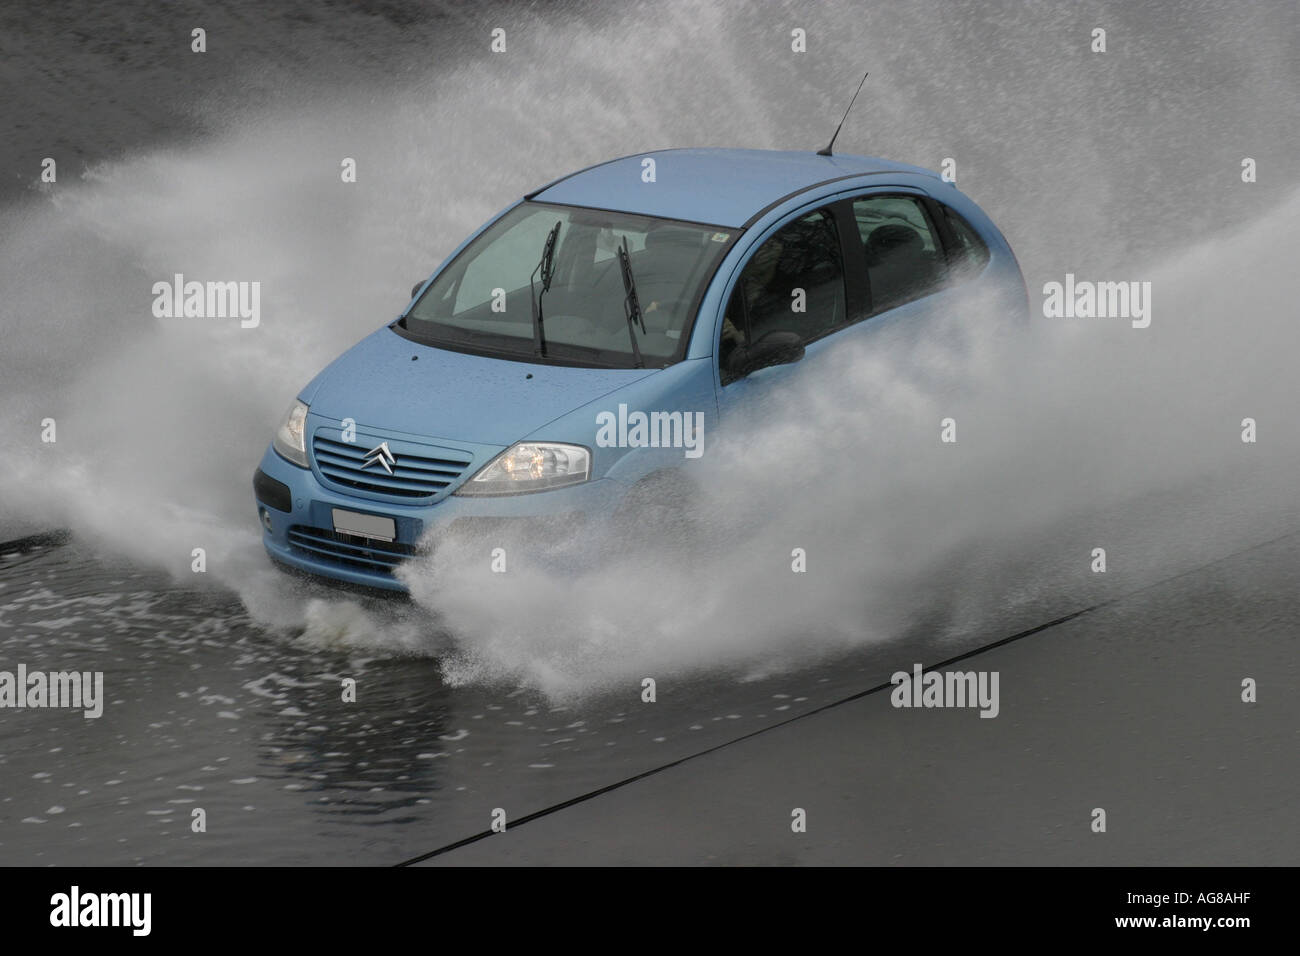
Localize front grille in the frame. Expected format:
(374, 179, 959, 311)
(287, 525, 419, 574)
(312, 434, 473, 500)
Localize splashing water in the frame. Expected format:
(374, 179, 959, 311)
(2, 0, 1297, 697)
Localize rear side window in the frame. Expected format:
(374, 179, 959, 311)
(939, 204, 991, 277)
(852, 195, 947, 315)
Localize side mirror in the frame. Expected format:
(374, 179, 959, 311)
(727, 330, 805, 380)
(410, 280, 425, 300)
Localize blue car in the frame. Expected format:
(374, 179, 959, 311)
(253, 147, 1026, 591)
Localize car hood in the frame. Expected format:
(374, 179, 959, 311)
(301, 327, 657, 446)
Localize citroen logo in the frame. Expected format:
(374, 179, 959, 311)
(361, 441, 396, 475)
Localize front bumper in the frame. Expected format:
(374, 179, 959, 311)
(253, 445, 627, 592)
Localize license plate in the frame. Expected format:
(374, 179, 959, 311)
(332, 508, 396, 543)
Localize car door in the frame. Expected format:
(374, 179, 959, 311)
(714, 200, 865, 420)
(713, 184, 1013, 430)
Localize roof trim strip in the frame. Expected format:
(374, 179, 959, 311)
(524, 147, 682, 201)
(740, 169, 915, 228)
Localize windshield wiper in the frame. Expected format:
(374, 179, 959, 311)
(617, 236, 647, 369)
(530, 220, 561, 357)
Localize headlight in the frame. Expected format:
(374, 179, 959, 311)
(273, 399, 310, 467)
(455, 442, 590, 496)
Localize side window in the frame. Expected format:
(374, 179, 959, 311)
(852, 195, 947, 315)
(719, 208, 845, 384)
(938, 204, 991, 278)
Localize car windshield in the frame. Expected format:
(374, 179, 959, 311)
(400, 201, 735, 368)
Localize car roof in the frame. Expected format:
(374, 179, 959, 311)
(527, 147, 938, 229)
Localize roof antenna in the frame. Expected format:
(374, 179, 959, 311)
(816, 70, 869, 156)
